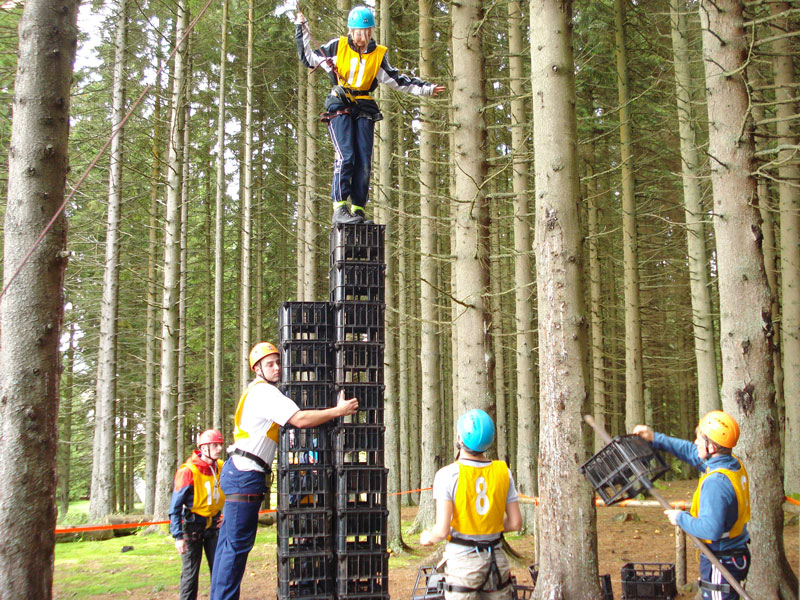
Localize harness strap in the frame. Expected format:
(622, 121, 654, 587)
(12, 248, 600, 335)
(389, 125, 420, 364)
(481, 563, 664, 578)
(231, 448, 271, 473)
(443, 535, 511, 593)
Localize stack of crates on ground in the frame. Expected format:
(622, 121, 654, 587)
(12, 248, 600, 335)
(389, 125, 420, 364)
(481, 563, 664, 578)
(277, 302, 336, 600)
(330, 223, 389, 600)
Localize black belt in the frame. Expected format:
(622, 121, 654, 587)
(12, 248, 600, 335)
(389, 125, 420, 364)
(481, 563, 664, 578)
(443, 535, 511, 593)
(231, 448, 271, 473)
(226, 493, 265, 503)
(449, 534, 504, 550)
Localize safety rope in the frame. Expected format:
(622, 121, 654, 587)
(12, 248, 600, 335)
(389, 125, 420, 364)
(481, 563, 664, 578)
(0, 0, 217, 301)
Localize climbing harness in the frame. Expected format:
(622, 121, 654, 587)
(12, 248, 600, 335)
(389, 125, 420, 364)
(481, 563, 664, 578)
(441, 535, 512, 594)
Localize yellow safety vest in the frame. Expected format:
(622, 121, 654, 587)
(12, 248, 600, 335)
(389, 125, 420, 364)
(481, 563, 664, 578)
(690, 456, 750, 542)
(450, 461, 509, 536)
(233, 380, 280, 445)
(184, 459, 225, 521)
(335, 37, 387, 101)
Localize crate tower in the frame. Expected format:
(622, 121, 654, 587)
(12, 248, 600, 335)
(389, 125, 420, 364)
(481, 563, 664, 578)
(276, 223, 387, 600)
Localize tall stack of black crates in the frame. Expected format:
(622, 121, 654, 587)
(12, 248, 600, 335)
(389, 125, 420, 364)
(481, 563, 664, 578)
(277, 223, 388, 600)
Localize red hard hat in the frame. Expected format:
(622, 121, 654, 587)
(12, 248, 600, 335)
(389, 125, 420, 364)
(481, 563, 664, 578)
(198, 429, 224, 447)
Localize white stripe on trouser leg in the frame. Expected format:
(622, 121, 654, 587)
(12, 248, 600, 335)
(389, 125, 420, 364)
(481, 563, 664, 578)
(328, 120, 345, 203)
(713, 565, 722, 600)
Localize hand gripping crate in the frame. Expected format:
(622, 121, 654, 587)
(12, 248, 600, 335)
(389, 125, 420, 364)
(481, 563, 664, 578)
(579, 434, 670, 505)
(333, 424, 385, 467)
(621, 563, 676, 599)
(412, 566, 445, 600)
(335, 342, 384, 384)
(330, 262, 386, 303)
(334, 508, 388, 553)
(333, 302, 385, 343)
(277, 509, 334, 555)
(279, 426, 333, 468)
(336, 550, 389, 596)
(281, 341, 334, 383)
(279, 302, 334, 341)
(337, 384, 385, 425)
(330, 223, 386, 265)
(277, 465, 334, 511)
(335, 466, 388, 511)
(280, 383, 334, 410)
(277, 552, 335, 600)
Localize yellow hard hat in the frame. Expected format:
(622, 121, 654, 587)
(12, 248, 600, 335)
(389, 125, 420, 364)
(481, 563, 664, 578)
(249, 342, 279, 371)
(698, 410, 740, 448)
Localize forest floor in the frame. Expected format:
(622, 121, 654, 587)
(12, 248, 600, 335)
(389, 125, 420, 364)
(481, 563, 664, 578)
(54, 479, 798, 599)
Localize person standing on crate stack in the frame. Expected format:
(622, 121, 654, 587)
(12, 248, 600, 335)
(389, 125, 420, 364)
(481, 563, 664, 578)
(420, 409, 522, 600)
(295, 6, 446, 225)
(169, 429, 225, 600)
(210, 341, 358, 600)
(633, 411, 750, 600)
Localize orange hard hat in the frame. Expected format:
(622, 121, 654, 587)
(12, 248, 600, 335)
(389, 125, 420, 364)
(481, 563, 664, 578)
(197, 429, 224, 447)
(698, 410, 740, 448)
(249, 342, 279, 371)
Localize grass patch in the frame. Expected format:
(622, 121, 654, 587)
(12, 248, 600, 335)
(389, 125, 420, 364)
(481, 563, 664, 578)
(54, 526, 277, 598)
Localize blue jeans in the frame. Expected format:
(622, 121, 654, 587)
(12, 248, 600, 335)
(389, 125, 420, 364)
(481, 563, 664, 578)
(208, 459, 267, 600)
(328, 112, 375, 207)
(699, 550, 750, 600)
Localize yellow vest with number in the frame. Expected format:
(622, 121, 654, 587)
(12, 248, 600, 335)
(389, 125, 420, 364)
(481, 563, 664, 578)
(450, 461, 509, 536)
(233, 381, 280, 445)
(690, 456, 750, 542)
(335, 37, 387, 101)
(184, 459, 225, 519)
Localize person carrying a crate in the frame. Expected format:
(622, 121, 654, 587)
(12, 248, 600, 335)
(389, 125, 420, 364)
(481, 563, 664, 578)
(295, 6, 445, 225)
(209, 342, 358, 600)
(420, 409, 522, 600)
(169, 429, 225, 600)
(633, 410, 750, 600)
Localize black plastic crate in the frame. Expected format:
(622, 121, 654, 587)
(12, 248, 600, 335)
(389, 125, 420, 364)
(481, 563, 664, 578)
(528, 564, 539, 586)
(330, 263, 386, 303)
(337, 594, 389, 600)
(335, 467, 388, 510)
(335, 509, 388, 553)
(579, 434, 670, 505)
(335, 343, 384, 384)
(333, 302, 385, 343)
(337, 384, 384, 424)
(279, 302, 334, 341)
(282, 341, 334, 383)
(600, 574, 614, 600)
(281, 383, 334, 410)
(330, 223, 386, 265)
(277, 465, 334, 511)
(278, 426, 333, 468)
(277, 553, 335, 599)
(411, 566, 445, 600)
(621, 563, 676, 599)
(277, 509, 334, 555)
(333, 425, 385, 466)
(511, 576, 534, 600)
(336, 551, 389, 596)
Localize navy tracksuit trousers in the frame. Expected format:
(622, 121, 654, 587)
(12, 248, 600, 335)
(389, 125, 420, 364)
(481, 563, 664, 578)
(328, 111, 375, 208)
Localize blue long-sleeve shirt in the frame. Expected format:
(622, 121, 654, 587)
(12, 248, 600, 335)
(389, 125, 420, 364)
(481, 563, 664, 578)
(652, 432, 749, 553)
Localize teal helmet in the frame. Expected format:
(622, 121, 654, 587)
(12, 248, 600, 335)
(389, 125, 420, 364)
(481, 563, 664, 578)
(347, 6, 375, 29)
(457, 409, 495, 453)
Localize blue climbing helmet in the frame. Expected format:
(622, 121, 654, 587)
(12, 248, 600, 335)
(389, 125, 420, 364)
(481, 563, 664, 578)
(347, 6, 375, 29)
(457, 409, 495, 453)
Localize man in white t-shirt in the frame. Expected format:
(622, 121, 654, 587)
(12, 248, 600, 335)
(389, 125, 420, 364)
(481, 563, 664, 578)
(420, 409, 521, 600)
(209, 341, 357, 600)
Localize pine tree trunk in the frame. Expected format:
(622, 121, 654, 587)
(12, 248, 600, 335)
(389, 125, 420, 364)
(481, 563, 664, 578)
(239, 0, 254, 391)
(700, 0, 798, 596)
(177, 90, 191, 462)
(145, 62, 163, 516)
(531, 0, 600, 597)
(213, 0, 227, 431)
(295, 60, 307, 300)
(770, 0, 800, 496)
(154, 0, 189, 519)
(58, 325, 76, 517)
(0, 0, 76, 594)
(204, 161, 213, 429)
(398, 177, 411, 506)
(303, 63, 318, 300)
(670, 0, 720, 415)
(613, 0, 644, 430)
(89, 0, 127, 521)
(416, 0, 441, 533)
(451, 0, 494, 416)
